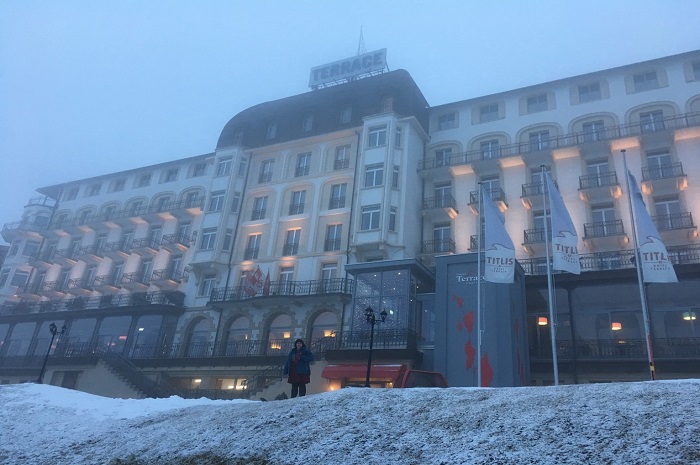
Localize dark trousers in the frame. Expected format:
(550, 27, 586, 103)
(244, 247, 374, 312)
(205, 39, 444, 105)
(291, 383, 307, 398)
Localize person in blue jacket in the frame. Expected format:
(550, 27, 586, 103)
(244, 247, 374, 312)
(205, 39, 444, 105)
(283, 338, 314, 398)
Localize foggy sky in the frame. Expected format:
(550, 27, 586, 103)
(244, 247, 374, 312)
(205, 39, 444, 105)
(2, 0, 700, 244)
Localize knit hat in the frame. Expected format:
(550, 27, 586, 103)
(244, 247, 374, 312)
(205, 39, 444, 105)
(294, 338, 304, 345)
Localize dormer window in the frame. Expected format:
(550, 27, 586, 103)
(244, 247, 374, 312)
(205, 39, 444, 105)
(266, 122, 277, 140)
(302, 113, 313, 132)
(340, 105, 352, 124)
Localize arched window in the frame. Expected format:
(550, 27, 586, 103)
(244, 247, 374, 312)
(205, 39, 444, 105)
(267, 314, 292, 354)
(186, 318, 212, 357)
(224, 316, 251, 356)
(310, 311, 339, 340)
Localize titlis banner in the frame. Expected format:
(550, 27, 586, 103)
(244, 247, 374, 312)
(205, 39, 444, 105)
(482, 188, 515, 283)
(309, 49, 387, 88)
(545, 172, 581, 274)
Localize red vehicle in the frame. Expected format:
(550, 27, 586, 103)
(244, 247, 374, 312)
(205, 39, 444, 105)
(394, 369, 448, 388)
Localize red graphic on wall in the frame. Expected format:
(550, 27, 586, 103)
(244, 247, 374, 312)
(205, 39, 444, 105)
(481, 354, 494, 387)
(464, 341, 476, 369)
(463, 312, 474, 333)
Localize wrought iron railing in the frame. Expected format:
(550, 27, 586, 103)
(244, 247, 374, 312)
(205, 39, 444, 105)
(0, 291, 185, 315)
(469, 187, 506, 205)
(422, 195, 457, 210)
(642, 162, 685, 181)
(583, 219, 625, 238)
(210, 278, 353, 302)
(579, 171, 619, 189)
(418, 111, 700, 171)
(422, 239, 455, 254)
(652, 212, 695, 231)
(523, 228, 546, 244)
(530, 338, 700, 361)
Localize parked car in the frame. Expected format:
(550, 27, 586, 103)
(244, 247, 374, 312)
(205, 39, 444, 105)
(394, 369, 448, 388)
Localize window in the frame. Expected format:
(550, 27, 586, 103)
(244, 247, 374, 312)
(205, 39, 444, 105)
(216, 157, 232, 176)
(435, 148, 452, 167)
(185, 192, 200, 208)
(265, 122, 277, 140)
(368, 126, 387, 147)
(222, 229, 234, 251)
(302, 113, 313, 132)
(529, 130, 550, 151)
(237, 158, 247, 177)
(434, 224, 452, 252)
(329, 183, 347, 209)
(582, 120, 606, 142)
(137, 174, 151, 188)
(646, 151, 672, 179)
(481, 176, 500, 198)
(178, 222, 191, 241)
(8, 241, 19, 256)
(321, 263, 337, 282)
(279, 267, 294, 293)
(111, 262, 124, 285)
(578, 82, 601, 103)
(435, 183, 452, 207)
(86, 183, 101, 197)
(22, 241, 40, 257)
(0, 269, 9, 288)
(480, 140, 499, 159)
(209, 191, 225, 212)
(693, 62, 700, 80)
(527, 94, 548, 113)
(334, 145, 350, 170)
(65, 187, 78, 201)
(389, 207, 397, 232)
(156, 196, 170, 212)
(10, 270, 29, 288)
(283, 229, 300, 256)
(640, 110, 665, 133)
(94, 234, 107, 253)
(479, 104, 499, 123)
(232, 129, 244, 146)
(259, 159, 274, 183)
(654, 196, 682, 230)
(139, 258, 153, 283)
(361, 205, 380, 230)
(365, 164, 384, 187)
(245, 234, 261, 260)
(289, 190, 306, 215)
(340, 105, 352, 124)
(585, 160, 611, 187)
(192, 162, 207, 177)
(164, 168, 178, 182)
(251, 196, 268, 220)
(129, 201, 143, 216)
(591, 204, 617, 235)
(200, 228, 217, 250)
(325, 224, 342, 251)
(394, 127, 402, 148)
(77, 209, 92, 225)
(112, 179, 126, 192)
(200, 274, 217, 297)
(438, 112, 456, 130)
(295, 152, 311, 177)
(633, 71, 659, 92)
(392, 166, 399, 188)
(380, 96, 394, 113)
(231, 191, 241, 213)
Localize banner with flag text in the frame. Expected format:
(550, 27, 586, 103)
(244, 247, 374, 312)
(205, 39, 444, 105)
(627, 171, 678, 283)
(482, 188, 515, 283)
(545, 172, 581, 274)
(243, 266, 264, 297)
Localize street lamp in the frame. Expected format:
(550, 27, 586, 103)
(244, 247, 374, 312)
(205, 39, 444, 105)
(132, 327, 145, 358)
(37, 323, 66, 384)
(364, 306, 388, 388)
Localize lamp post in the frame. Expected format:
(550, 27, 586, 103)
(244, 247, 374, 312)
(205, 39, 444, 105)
(37, 322, 66, 384)
(132, 327, 145, 358)
(364, 306, 387, 388)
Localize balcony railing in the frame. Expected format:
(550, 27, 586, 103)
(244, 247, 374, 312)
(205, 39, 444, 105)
(288, 203, 305, 215)
(422, 239, 455, 254)
(579, 171, 619, 189)
(282, 243, 299, 256)
(210, 278, 353, 302)
(423, 195, 457, 210)
(652, 212, 694, 231)
(329, 197, 346, 209)
(250, 209, 266, 221)
(121, 272, 150, 285)
(419, 111, 700, 171)
(151, 268, 187, 282)
(523, 228, 546, 244)
(642, 162, 685, 181)
(160, 233, 191, 249)
(243, 247, 259, 260)
(0, 290, 185, 315)
(583, 219, 625, 238)
(333, 158, 350, 170)
(469, 187, 506, 205)
(529, 338, 700, 361)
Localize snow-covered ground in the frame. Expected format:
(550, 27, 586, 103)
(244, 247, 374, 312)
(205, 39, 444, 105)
(1, 380, 699, 465)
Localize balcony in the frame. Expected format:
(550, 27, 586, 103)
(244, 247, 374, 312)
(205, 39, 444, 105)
(66, 278, 93, 296)
(520, 180, 558, 210)
(119, 272, 150, 291)
(29, 249, 56, 269)
(103, 240, 132, 259)
(583, 219, 628, 248)
(468, 235, 482, 251)
(422, 195, 458, 220)
(75, 244, 104, 264)
(418, 111, 700, 172)
(652, 212, 697, 241)
(91, 274, 122, 292)
(422, 239, 455, 255)
(1, 219, 46, 242)
(468, 187, 507, 215)
(130, 237, 160, 255)
(210, 278, 354, 303)
(52, 248, 80, 266)
(150, 268, 187, 289)
(578, 172, 621, 202)
(641, 163, 688, 195)
(161, 233, 191, 252)
(522, 228, 546, 255)
(40, 281, 68, 299)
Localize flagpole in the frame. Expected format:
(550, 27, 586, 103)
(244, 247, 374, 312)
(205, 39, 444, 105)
(620, 149, 657, 381)
(541, 165, 559, 386)
(477, 184, 483, 388)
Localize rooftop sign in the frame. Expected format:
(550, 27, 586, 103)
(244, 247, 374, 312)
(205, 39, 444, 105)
(309, 49, 387, 89)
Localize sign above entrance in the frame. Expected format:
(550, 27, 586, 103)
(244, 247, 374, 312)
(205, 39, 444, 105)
(309, 49, 388, 89)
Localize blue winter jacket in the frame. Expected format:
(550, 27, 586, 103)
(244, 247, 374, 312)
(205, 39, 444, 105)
(283, 346, 314, 376)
